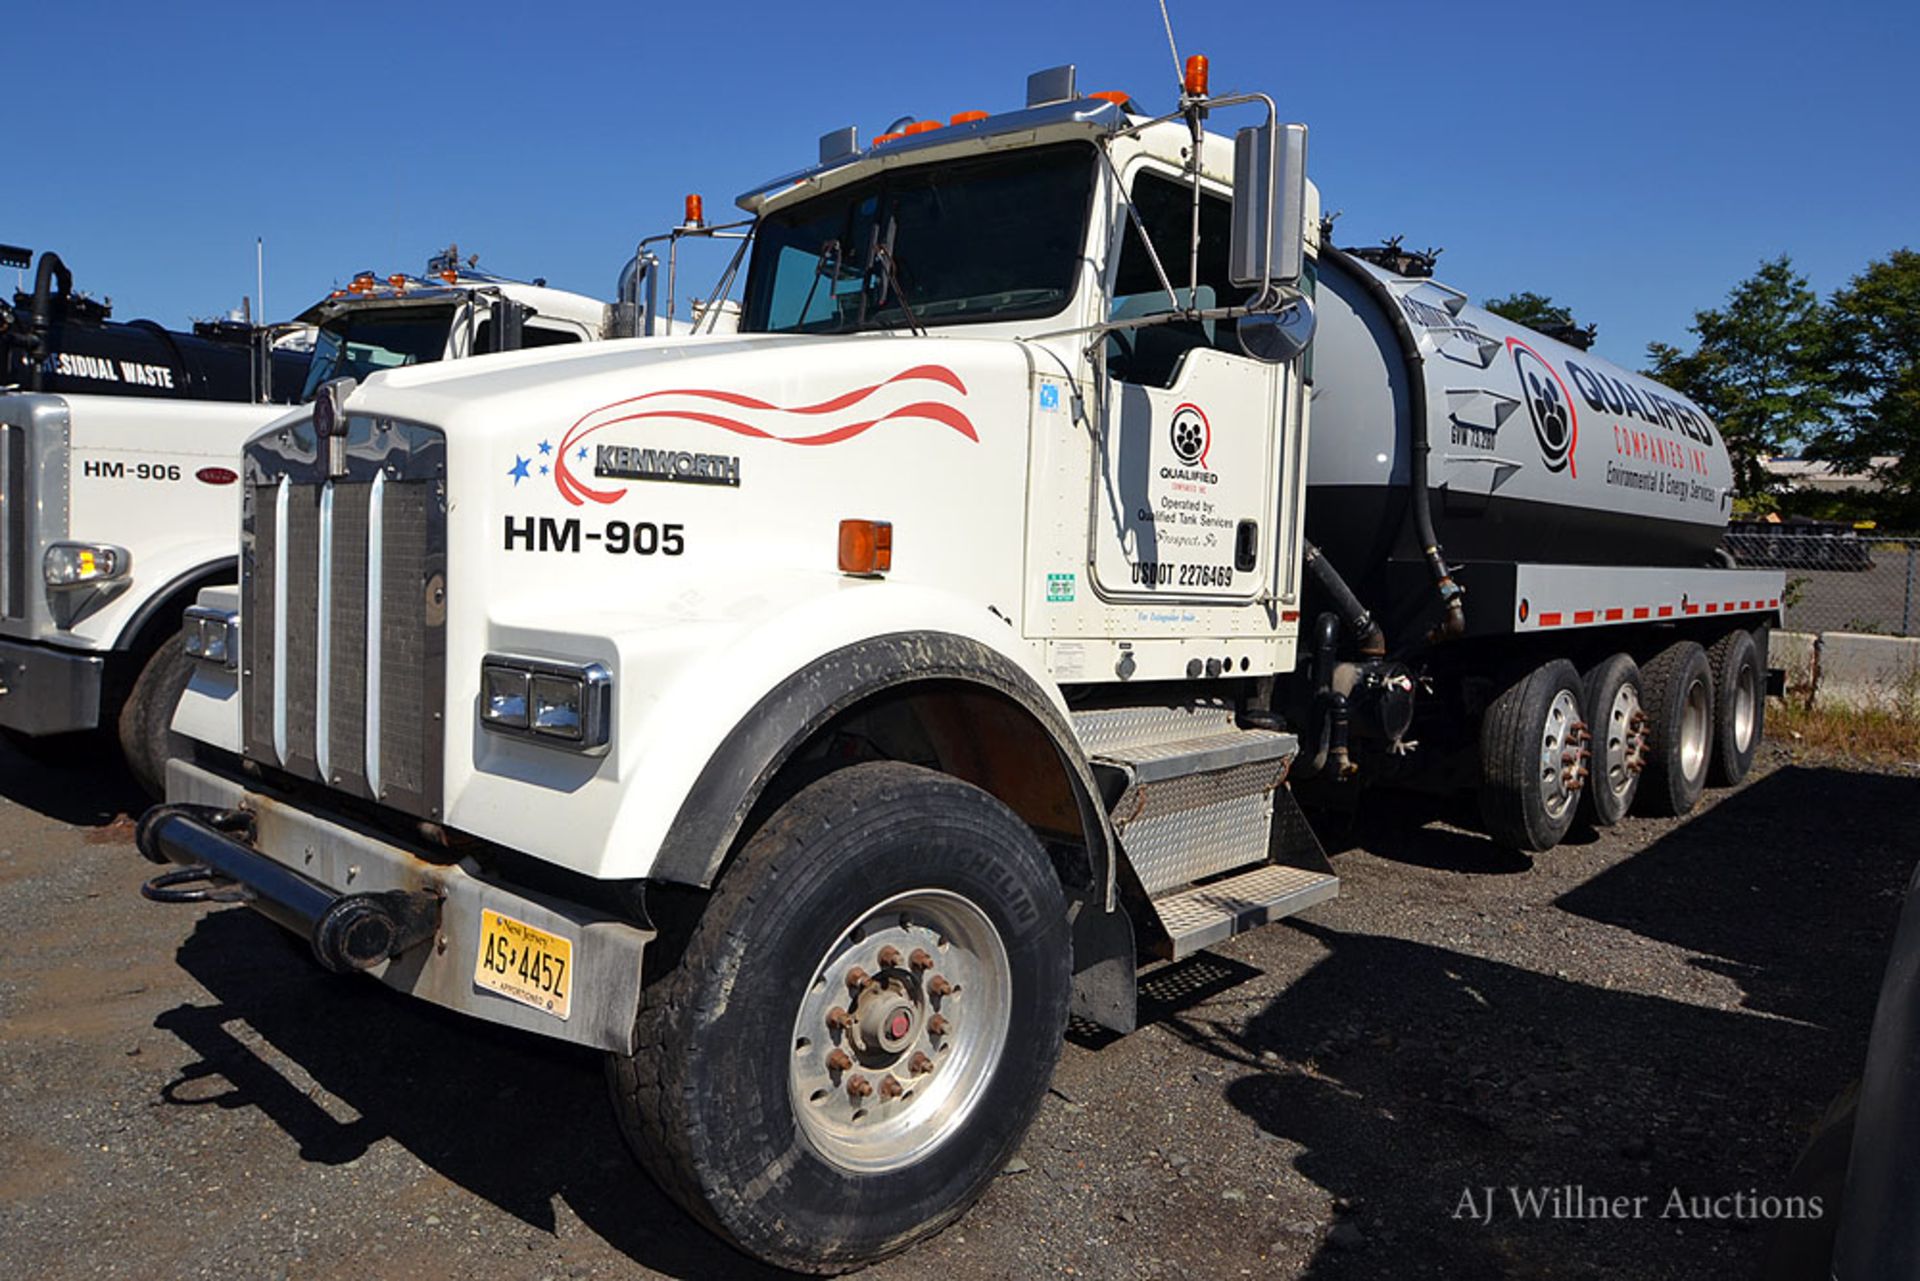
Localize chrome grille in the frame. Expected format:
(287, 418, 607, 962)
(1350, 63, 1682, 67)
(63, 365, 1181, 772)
(0, 420, 27, 619)
(242, 415, 446, 818)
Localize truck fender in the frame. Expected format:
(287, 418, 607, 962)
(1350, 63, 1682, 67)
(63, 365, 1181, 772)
(114, 557, 236, 659)
(646, 627, 1133, 1034)
(651, 629, 1112, 895)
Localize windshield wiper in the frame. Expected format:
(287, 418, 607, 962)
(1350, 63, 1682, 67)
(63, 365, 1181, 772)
(856, 217, 925, 337)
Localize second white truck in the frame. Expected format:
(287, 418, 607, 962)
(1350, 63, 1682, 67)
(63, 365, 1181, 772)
(0, 250, 614, 792)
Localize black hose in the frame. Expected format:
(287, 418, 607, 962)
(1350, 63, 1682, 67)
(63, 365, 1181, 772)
(1297, 611, 1342, 778)
(1320, 243, 1467, 643)
(1303, 540, 1385, 657)
(25, 251, 72, 392)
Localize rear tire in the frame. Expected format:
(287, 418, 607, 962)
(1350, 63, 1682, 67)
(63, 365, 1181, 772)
(1707, 628, 1763, 786)
(1478, 658, 1589, 853)
(607, 762, 1071, 1273)
(1580, 653, 1647, 827)
(117, 631, 195, 800)
(1635, 640, 1714, 817)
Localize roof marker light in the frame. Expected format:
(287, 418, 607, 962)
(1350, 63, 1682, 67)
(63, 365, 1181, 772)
(903, 120, 941, 135)
(872, 132, 904, 147)
(1183, 54, 1209, 97)
(1090, 91, 1131, 107)
(949, 110, 989, 125)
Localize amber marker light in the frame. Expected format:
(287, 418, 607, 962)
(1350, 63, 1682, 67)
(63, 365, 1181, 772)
(903, 120, 941, 135)
(838, 519, 893, 576)
(1183, 54, 1209, 97)
(949, 110, 988, 124)
(1090, 91, 1131, 107)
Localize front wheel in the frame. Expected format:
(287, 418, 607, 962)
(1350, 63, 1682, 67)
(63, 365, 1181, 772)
(117, 630, 195, 800)
(608, 762, 1071, 1273)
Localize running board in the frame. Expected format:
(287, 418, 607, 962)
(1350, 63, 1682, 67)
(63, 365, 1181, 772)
(1151, 863, 1340, 960)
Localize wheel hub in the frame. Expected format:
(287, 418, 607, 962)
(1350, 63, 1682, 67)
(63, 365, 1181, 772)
(789, 888, 1009, 1174)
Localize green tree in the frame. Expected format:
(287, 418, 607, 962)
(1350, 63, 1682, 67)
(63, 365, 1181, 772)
(1808, 249, 1920, 499)
(1484, 291, 1574, 331)
(1644, 255, 1833, 499)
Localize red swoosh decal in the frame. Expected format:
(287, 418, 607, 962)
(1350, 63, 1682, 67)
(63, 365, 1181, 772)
(550, 365, 976, 506)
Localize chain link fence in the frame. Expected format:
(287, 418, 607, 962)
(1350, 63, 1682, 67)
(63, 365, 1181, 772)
(1724, 529, 1920, 637)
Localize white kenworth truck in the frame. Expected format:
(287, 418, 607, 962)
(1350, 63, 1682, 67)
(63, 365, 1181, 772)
(0, 251, 613, 794)
(137, 60, 1784, 1272)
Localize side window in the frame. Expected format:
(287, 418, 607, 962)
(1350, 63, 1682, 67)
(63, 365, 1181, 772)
(470, 320, 583, 354)
(1106, 171, 1251, 388)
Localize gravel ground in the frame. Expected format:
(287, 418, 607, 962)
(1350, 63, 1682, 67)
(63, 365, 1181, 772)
(0, 736, 1913, 1280)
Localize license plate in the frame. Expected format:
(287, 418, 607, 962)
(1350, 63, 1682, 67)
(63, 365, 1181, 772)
(473, 909, 572, 1020)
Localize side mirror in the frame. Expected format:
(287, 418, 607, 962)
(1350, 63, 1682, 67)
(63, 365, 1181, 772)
(1229, 122, 1308, 289)
(487, 297, 527, 352)
(1238, 294, 1316, 363)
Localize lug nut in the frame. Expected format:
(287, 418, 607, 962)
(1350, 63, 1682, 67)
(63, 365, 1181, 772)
(927, 974, 954, 998)
(909, 948, 934, 971)
(877, 945, 902, 968)
(826, 1048, 853, 1073)
(826, 1006, 852, 1031)
(928, 1014, 951, 1037)
(909, 1052, 935, 1076)
(847, 1074, 874, 1099)
(846, 966, 871, 989)
(879, 1076, 904, 1099)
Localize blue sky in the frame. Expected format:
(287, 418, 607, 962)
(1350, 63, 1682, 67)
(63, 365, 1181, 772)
(13, 0, 1916, 366)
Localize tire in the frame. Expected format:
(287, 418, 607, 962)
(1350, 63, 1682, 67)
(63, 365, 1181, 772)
(1580, 653, 1647, 827)
(1707, 628, 1763, 786)
(1635, 640, 1714, 817)
(1478, 658, 1589, 852)
(117, 630, 195, 800)
(608, 761, 1072, 1273)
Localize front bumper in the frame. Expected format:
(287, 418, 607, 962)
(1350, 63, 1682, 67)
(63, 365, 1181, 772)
(0, 637, 103, 735)
(148, 758, 652, 1053)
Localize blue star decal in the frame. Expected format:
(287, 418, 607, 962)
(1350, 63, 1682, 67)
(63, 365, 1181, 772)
(537, 440, 552, 455)
(538, 464, 549, 476)
(508, 455, 531, 485)
(576, 445, 588, 462)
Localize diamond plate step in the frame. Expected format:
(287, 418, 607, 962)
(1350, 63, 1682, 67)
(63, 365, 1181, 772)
(1150, 863, 1339, 960)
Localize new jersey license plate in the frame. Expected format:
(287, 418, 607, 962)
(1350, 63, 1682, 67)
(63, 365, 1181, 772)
(473, 909, 572, 1020)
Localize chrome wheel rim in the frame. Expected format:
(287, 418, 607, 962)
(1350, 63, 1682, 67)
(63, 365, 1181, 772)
(789, 888, 1011, 1174)
(1537, 687, 1585, 820)
(1732, 659, 1759, 753)
(1679, 676, 1711, 782)
(1604, 681, 1648, 805)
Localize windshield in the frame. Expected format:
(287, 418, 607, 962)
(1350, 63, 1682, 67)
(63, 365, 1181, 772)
(741, 142, 1095, 335)
(302, 305, 457, 400)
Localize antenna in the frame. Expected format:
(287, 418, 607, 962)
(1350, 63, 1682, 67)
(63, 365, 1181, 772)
(256, 237, 266, 324)
(1156, 0, 1184, 91)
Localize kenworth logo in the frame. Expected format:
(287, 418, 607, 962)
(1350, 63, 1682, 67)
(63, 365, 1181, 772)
(595, 445, 740, 487)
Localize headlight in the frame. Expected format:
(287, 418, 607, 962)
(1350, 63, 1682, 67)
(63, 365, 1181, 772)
(182, 605, 240, 670)
(479, 654, 611, 753)
(44, 542, 131, 588)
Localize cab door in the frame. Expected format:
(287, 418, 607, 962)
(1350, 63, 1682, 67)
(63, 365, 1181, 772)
(1090, 168, 1280, 610)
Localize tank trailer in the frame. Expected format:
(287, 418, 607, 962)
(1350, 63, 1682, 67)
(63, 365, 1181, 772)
(137, 58, 1784, 1270)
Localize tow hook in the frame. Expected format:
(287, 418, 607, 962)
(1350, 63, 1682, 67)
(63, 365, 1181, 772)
(135, 802, 442, 974)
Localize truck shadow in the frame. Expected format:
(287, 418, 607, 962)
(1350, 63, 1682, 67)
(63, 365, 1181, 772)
(154, 910, 792, 1281)
(1211, 763, 1918, 1279)
(0, 733, 147, 826)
